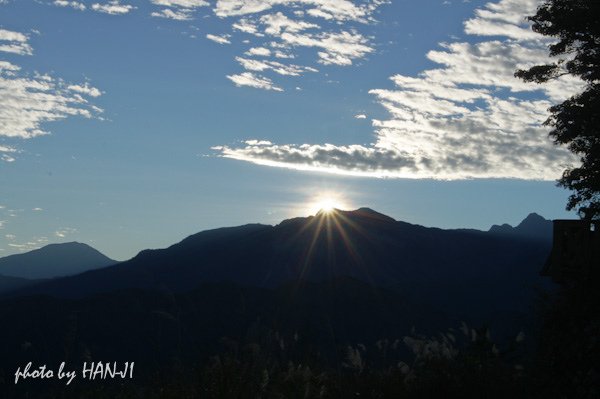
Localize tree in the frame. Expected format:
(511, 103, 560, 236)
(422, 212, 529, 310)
(515, 0, 600, 220)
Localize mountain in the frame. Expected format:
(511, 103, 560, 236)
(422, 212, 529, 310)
(12, 209, 553, 322)
(0, 210, 556, 393)
(0, 274, 43, 294)
(0, 242, 117, 279)
(489, 212, 553, 242)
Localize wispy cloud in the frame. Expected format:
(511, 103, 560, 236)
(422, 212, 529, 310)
(53, 1, 87, 11)
(0, 28, 103, 159)
(0, 145, 18, 162)
(91, 1, 135, 15)
(151, 8, 193, 20)
(150, 0, 209, 20)
(464, 0, 541, 41)
(220, 5, 381, 88)
(245, 46, 271, 57)
(6, 236, 50, 252)
(67, 82, 103, 97)
(0, 65, 103, 140)
(55, 227, 77, 238)
(152, 0, 209, 6)
(235, 56, 317, 76)
(226, 72, 283, 91)
(45, 0, 387, 90)
(215, 0, 583, 180)
(206, 33, 231, 44)
(213, 0, 382, 23)
(0, 28, 33, 55)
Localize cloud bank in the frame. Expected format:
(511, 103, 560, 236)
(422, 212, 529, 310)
(215, 0, 583, 180)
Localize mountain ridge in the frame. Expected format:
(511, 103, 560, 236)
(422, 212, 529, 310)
(0, 241, 117, 280)
(9, 208, 553, 322)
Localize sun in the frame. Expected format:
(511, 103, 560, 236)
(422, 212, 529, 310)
(316, 198, 338, 213)
(307, 193, 349, 215)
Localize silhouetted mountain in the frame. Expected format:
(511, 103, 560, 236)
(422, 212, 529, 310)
(0, 274, 42, 294)
(0, 242, 116, 279)
(0, 210, 558, 397)
(489, 213, 552, 242)
(13, 210, 552, 325)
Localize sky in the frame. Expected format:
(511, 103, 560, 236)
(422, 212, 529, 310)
(0, 0, 583, 260)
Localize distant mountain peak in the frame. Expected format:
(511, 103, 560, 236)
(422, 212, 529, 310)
(488, 212, 552, 242)
(517, 212, 546, 227)
(0, 242, 116, 279)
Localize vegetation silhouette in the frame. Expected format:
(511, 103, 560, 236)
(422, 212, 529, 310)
(515, 2, 600, 397)
(515, 0, 600, 220)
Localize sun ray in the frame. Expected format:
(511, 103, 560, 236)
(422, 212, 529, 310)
(306, 193, 349, 215)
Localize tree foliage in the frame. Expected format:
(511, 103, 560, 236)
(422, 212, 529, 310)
(515, 0, 600, 219)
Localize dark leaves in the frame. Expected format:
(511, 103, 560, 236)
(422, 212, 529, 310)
(517, 1, 600, 219)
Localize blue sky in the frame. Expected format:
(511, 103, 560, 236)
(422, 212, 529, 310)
(0, 0, 581, 260)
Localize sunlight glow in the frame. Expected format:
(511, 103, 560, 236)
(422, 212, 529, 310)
(307, 193, 349, 215)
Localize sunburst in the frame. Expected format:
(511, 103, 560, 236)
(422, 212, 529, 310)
(307, 193, 349, 215)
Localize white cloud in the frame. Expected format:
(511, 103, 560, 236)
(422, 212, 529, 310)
(259, 12, 319, 35)
(245, 139, 272, 145)
(354, 114, 366, 119)
(151, 8, 193, 20)
(245, 47, 271, 57)
(206, 33, 231, 44)
(0, 145, 17, 153)
(67, 82, 102, 97)
(0, 28, 33, 55)
(53, 1, 87, 11)
(279, 30, 373, 66)
(7, 236, 50, 252)
(150, 0, 209, 20)
(214, 0, 379, 23)
(215, 0, 583, 180)
(91, 1, 135, 15)
(216, 142, 416, 177)
(226, 72, 283, 91)
(236, 56, 317, 76)
(55, 227, 77, 238)
(306, 8, 334, 20)
(0, 145, 18, 163)
(273, 50, 293, 59)
(232, 19, 262, 35)
(46, 0, 386, 89)
(0, 29, 103, 142)
(211, 1, 384, 88)
(152, 0, 209, 7)
(0, 69, 103, 139)
(146, 0, 386, 88)
(0, 60, 20, 72)
(464, 0, 540, 41)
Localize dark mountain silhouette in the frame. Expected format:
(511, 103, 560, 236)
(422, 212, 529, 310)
(0, 242, 116, 279)
(12, 209, 553, 325)
(488, 212, 552, 242)
(0, 274, 42, 294)
(0, 209, 557, 396)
